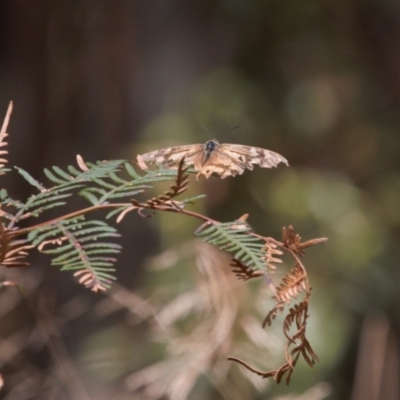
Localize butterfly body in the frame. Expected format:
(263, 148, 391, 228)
(202, 139, 219, 165)
(139, 139, 288, 179)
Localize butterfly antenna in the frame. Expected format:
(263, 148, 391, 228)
(200, 124, 241, 139)
(222, 125, 241, 135)
(199, 124, 214, 138)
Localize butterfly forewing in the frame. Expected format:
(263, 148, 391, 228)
(218, 144, 289, 169)
(140, 144, 204, 167)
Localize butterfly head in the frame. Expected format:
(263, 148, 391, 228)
(203, 139, 219, 163)
(204, 139, 219, 152)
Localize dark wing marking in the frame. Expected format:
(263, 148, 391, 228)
(218, 144, 289, 168)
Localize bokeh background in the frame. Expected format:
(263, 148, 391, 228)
(1, 1, 400, 399)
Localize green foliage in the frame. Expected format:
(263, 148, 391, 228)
(2, 157, 205, 291)
(28, 217, 121, 291)
(195, 220, 267, 272)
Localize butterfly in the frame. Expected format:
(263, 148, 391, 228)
(137, 139, 288, 179)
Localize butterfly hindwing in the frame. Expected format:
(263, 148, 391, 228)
(200, 146, 248, 178)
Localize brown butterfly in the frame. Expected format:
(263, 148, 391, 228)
(137, 139, 288, 179)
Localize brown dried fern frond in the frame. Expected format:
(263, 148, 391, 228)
(0, 101, 12, 173)
(282, 225, 327, 256)
(283, 299, 310, 342)
(230, 258, 264, 281)
(229, 226, 326, 384)
(131, 157, 189, 210)
(0, 223, 32, 268)
(73, 268, 112, 293)
(228, 354, 297, 383)
(265, 239, 283, 270)
(274, 262, 307, 304)
(231, 294, 318, 385)
(262, 300, 285, 327)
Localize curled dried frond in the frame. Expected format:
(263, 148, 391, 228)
(262, 301, 285, 327)
(231, 295, 318, 385)
(229, 226, 326, 384)
(283, 299, 310, 342)
(282, 225, 328, 256)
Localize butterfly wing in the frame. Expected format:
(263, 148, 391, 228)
(199, 143, 288, 178)
(218, 143, 288, 168)
(138, 141, 288, 179)
(139, 144, 204, 168)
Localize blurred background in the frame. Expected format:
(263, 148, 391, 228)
(0, 1, 400, 399)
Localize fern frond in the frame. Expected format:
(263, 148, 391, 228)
(78, 160, 189, 206)
(230, 258, 264, 280)
(231, 294, 317, 385)
(262, 301, 285, 327)
(73, 268, 113, 292)
(6, 174, 79, 226)
(282, 225, 328, 256)
(131, 158, 190, 209)
(283, 300, 309, 340)
(0, 190, 24, 222)
(24, 192, 72, 216)
(274, 263, 307, 304)
(0, 223, 32, 268)
(28, 217, 121, 291)
(0, 101, 12, 175)
(195, 220, 267, 272)
(15, 167, 46, 190)
(265, 239, 283, 270)
(44, 159, 126, 186)
(229, 228, 327, 383)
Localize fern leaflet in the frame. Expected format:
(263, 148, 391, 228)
(195, 221, 267, 272)
(28, 216, 121, 291)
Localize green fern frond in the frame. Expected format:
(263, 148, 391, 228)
(0, 190, 24, 221)
(105, 205, 132, 220)
(180, 194, 206, 204)
(79, 162, 154, 205)
(15, 167, 46, 190)
(43, 159, 126, 186)
(195, 221, 267, 272)
(44, 161, 187, 207)
(28, 217, 121, 291)
(8, 171, 83, 224)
